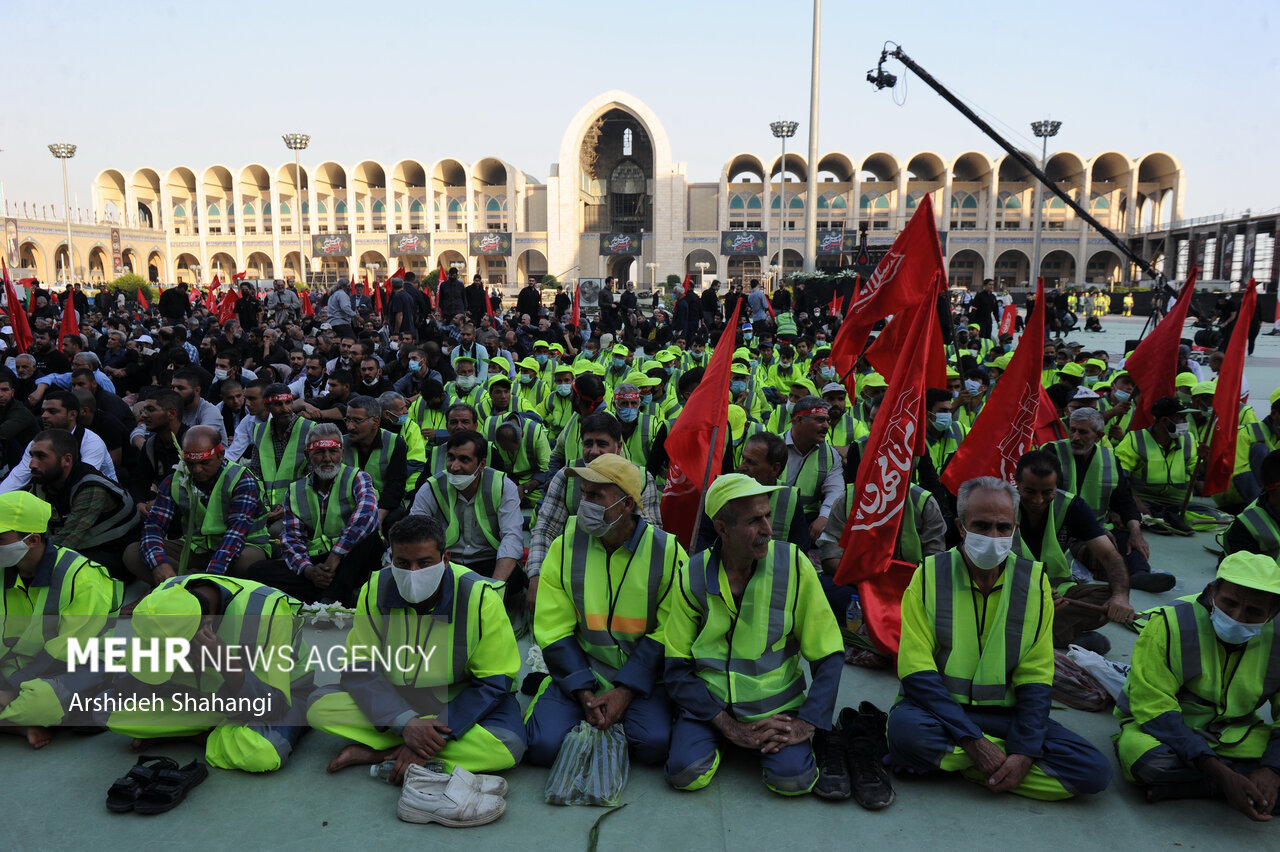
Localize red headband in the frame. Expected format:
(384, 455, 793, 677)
(182, 443, 223, 461)
(613, 390, 640, 402)
(307, 439, 342, 451)
(792, 406, 827, 421)
(267, 393, 295, 403)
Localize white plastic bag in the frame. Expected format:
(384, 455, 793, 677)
(1066, 644, 1130, 701)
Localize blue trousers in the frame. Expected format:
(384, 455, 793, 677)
(887, 698, 1111, 800)
(524, 679, 671, 767)
(664, 712, 817, 796)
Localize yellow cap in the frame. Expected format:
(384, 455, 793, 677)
(549, 342, 565, 354)
(859, 372, 888, 390)
(567, 454, 643, 504)
(517, 357, 541, 373)
(0, 492, 51, 535)
(1216, 551, 1280, 595)
(1192, 380, 1217, 397)
(130, 584, 202, 684)
(1175, 372, 1196, 389)
(993, 353, 1013, 370)
(489, 356, 511, 375)
(1270, 387, 1280, 406)
(656, 350, 678, 364)
(945, 367, 960, 379)
(1086, 358, 1107, 372)
(486, 373, 512, 389)
(1058, 362, 1085, 377)
(611, 344, 630, 357)
(731, 363, 749, 377)
(789, 378, 818, 396)
(706, 473, 783, 519)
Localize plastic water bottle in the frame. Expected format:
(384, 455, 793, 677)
(371, 760, 396, 782)
(845, 594, 863, 635)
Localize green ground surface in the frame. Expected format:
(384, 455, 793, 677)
(5, 316, 1278, 850)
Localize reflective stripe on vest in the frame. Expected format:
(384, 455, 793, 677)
(10, 548, 119, 656)
(787, 439, 835, 517)
(563, 517, 671, 679)
(1050, 440, 1117, 525)
(928, 549, 1045, 706)
(1236, 499, 1280, 558)
(287, 466, 361, 556)
(427, 468, 506, 551)
(1130, 430, 1194, 491)
(770, 487, 798, 541)
(1013, 490, 1073, 587)
(685, 541, 805, 721)
(62, 471, 137, 547)
(170, 461, 269, 553)
(412, 399, 447, 433)
(622, 414, 655, 466)
(486, 415, 541, 479)
(253, 418, 314, 502)
(343, 429, 397, 496)
(374, 567, 478, 692)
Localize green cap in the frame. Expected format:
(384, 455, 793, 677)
(1217, 551, 1280, 595)
(706, 473, 783, 520)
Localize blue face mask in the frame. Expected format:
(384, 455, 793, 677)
(612, 357, 627, 369)
(408, 359, 421, 373)
(396, 413, 408, 425)
(556, 383, 573, 397)
(641, 394, 653, 406)
(964, 379, 982, 396)
(1003, 343, 1012, 352)
(1210, 600, 1265, 645)
(617, 407, 639, 424)
(745, 333, 754, 341)
(819, 367, 837, 382)
(933, 412, 953, 430)
(665, 366, 675, 376)
(1113, 389, 1131, 402)
(534, 353, 549, 365)
(584, 350, 597, 360)
(730, 380, 747, 393)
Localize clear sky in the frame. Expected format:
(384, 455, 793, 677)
(2, 0, 1276, 220)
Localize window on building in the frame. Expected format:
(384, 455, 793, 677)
(623, 128, 633, 157)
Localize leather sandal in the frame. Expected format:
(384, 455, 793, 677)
(106, 756, 178, 813)
(134, 760, 209, 815)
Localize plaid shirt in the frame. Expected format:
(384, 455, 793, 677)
(141, 468, 262, 575)
(281, 470, 379, 574)
(527, 464, 662, 579)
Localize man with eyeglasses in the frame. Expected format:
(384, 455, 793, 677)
(783, 396, 843, 542)
(342, 395, 410, 528)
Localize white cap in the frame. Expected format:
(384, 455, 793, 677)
(137, 334, 154, 344)
(821, 382, 847, 396)
(1072, 386, 1101, 400)
(0, 326, 11, 335)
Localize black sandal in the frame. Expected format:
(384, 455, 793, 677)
(134, 759, 209, 815)
(106, 756, 178, 813)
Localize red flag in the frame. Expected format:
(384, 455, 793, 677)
(1, 259, 33, 354)
(831, 199, 945, 379)
(829, 289, 840, 317)
(941, 278, 1048, 490)
(373, 278, 383, 313)
(232, 271, 247, 282)
(1126, 268, 1198, 432)
(856, 560, 919, 656)
(300, 290, 314, 317)
(998, 304, 1017, 337)
(361, 273, 369, 297)
(137, 286, 149, 309)
(57, 288, 78, 351)
(570, 281, 581, 327)
(206, 275, 220, 311)
(864, 271, 947, 394)
(1204, 280, 1256, 495)
(661, 297, 744, 548)
(484, 287, 495, 318)
(1034, 385, 1068, 446)
(682, 273, 692, 294)
(217, 288, 239, 324)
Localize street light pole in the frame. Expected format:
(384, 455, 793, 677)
(802, 0, 822, 273)
(1030, 119, 1061, 287)
(48, 143, 77, 285)
(695, 261, 709, 291)
(282, 132, 311, 290)
(770, 120, 798, 289)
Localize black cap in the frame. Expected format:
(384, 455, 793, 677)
(1150, 396, 1184, 419)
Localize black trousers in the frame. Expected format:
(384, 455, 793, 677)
(245, 532, 385, 606)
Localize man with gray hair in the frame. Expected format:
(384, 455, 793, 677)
(325, 279, 357, 340)
(886, 475, 1112, 801)
(783, 395, 843, 541)
(246, 421, 381, 605)
(1047, 407, 1165, 592)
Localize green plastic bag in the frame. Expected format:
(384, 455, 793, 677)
(544, 721, 630, 806)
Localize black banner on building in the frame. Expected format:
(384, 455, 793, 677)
(816, 230, 857, 255)
(389, 233, 432, 257)
(599, 233, 642, 256)
(110, 228, 123, 274)
(720, 230, 768, 256)
(311, 233, 353, 257)
(469, 232, 512, 256)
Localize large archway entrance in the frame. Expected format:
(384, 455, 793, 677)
(516, 249, 548, 283)
(994, 249, 1029, 289)
(727, 256, 763, 289)
(1040, 250, 1076, 288)
(948, 249, 985, 290)
(577, 108, 653, 234)
(607, 254, 636, 284)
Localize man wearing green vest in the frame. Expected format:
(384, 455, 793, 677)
(887, 476, 1112, 800)
(924, 388, 968, 477)
(125, 426, 270, 587)
(536, 363, 578, 443)
(783, 396, 843, 542)
(1222, 449, 1280, 559)
(664, 474, 844, 796)
(612, 382, 658, 469)
(1115, 396, 1198, 533)
(1050, 408, 1170, 592)
(342, 394, 409, 526)
(377, 390, 428, 496)
(0, 491, 120, 749)
(309, 515, 524, 799)
(246, 423, 381, 606)
(821, 382, 869, 458)
(247, 383, 314, 533)
(1115, 551, 1280, 819)
(104, 574, 313, 772)
(525, 454, 685, 767)
(695, 432, 809, 553)
(486, 409, 552, 506)
(1013, 450, 1135, 653)
(1101, 371, 1137, 444)
(411, 430, 523, 586)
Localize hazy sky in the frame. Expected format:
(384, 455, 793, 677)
(3, 0, 1276, 219)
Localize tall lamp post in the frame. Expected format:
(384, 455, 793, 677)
(189, 263, 201, 289)
(48, 143, 77, 285)
(282, 132, 311, 289)
(645, 261, 658, 293)
(770, 120, 798, 289)
(695, 261, 710, 291)
(1029, 119, 1061, 287)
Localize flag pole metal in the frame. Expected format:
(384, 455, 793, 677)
(687, 423, 722, 550)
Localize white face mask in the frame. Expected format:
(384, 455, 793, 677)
(447, 470, 478, 491)
(0, 535, 32, 569)
(962, 530, 1013, 571)
(214, 368, 229, 381)
(392, 560, 447, 603)
(578, 496, 626, 538)
(1174, 422, 1190, 438)
(1210, 598, 1265, 645)
(456, 375, 478, 392)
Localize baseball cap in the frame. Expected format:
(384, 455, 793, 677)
(0, 491, 51, 534)
(567, 454, 643, 504)
(705, 473, 783, 520)
(1192, 380, 1217, 397)
(130, 584, 203, 685)
(1217, 551, 1280, 595)
(859, 372, 887, 390)
(821, 382, 847, 396)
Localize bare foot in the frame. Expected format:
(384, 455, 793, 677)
(327, 743, 394, 773)
(27, 727, 52, 749)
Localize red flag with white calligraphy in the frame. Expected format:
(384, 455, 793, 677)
(1125, 268, 1198, 432)
(998, 304, 1017, 337)
(1203, 280, 1256, 496)
(940, 278, 1047, 490)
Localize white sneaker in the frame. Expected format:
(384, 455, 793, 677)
(405, 761, 509, 797)
(398, 768, 506, 827)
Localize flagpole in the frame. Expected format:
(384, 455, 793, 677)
(687, 423, 722, 549)
(1178, 415, 1213, 521)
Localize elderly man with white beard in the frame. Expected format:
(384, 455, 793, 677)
(245, 422, 382, 606)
